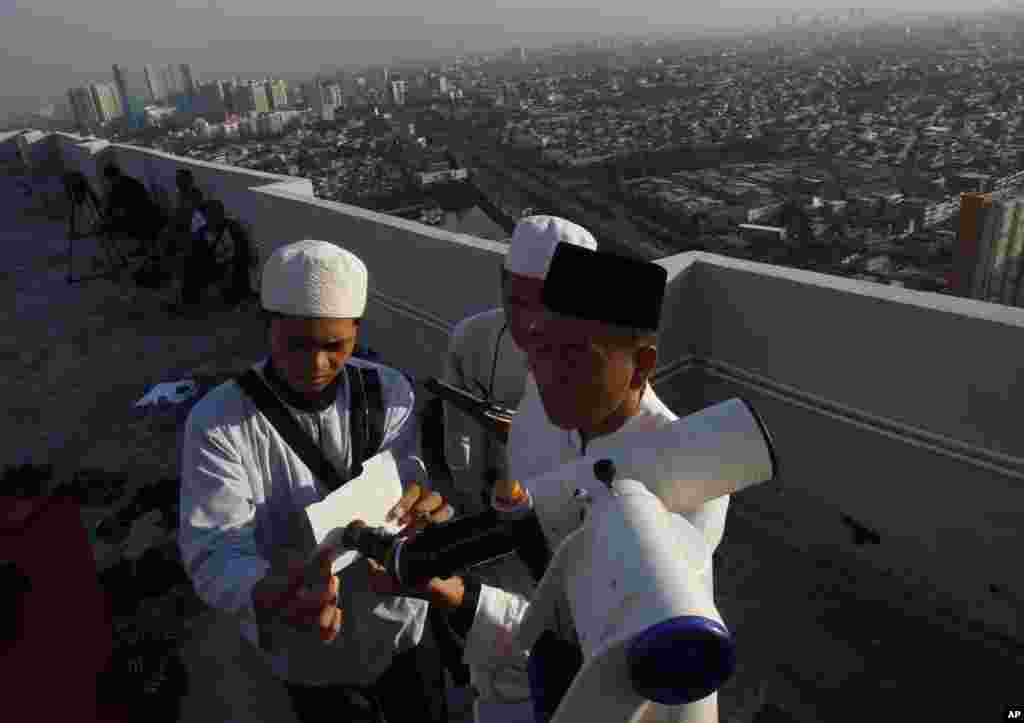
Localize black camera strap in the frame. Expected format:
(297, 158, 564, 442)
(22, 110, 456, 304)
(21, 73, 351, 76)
(236, 363, 469, 693)
(235, 364, 384, 492)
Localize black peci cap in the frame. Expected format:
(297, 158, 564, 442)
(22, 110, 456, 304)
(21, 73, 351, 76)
(541, 242, 668, 332)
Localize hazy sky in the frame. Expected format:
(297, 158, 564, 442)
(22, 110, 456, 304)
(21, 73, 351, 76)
(1, 1, 986, 116)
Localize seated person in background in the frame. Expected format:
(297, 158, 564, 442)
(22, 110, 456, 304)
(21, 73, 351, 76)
(100, 164, 165, 249)
(160, 169, 204, 256)
(62, 170, 104, 238)
(180, 199, 256, 307)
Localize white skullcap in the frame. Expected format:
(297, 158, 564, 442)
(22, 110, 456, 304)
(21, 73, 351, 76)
(504, 215, 598, 280)
(261, 240, 368, 318)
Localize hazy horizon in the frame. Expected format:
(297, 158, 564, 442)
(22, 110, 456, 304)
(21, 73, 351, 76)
(1, 1, 998, 118)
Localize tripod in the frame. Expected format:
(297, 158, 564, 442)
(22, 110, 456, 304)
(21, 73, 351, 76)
(63, 171, 131, 285)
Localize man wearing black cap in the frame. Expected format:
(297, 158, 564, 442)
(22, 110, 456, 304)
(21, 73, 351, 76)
(373, 245, 728, 722)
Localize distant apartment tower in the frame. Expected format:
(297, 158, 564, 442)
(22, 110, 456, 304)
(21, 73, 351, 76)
(144, 65, 166, 103)
(325, 83, 343, 110)
(161, 64, 183, 98)
(339, 74, 359, 102)
(304, 80, 341, 121)
(198, 80, 227, 118)
(67, 86, 100, 128)
(252, 82, 271, 114)
(234, 81, 270, 115)
(180, 64, 197, 97)
(389, 80, 407, 107)
(90, 82, 123, 123)
(265, 79, 289, 110)
(370, 68, 390, 92)
(957, 192, 1024, 307)
(222, 79, 239, 113)
(111, 64, 129, 115)
(953, 193, 995, 295)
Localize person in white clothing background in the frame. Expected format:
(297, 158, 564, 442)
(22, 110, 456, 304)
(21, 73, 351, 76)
(178, 240, 455, 723)
(439, 216, 599, 706)
(372, 242, 730, 723)
(441, 215, 598, 517)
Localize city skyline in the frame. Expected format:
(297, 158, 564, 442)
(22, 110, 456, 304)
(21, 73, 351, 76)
(1, 1, 1005, 120)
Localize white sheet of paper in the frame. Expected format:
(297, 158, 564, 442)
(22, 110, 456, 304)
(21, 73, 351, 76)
(134, 380, 199, 407)
(304, 449, 406, 575)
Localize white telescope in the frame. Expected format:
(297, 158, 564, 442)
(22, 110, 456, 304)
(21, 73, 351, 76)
(507, 397, 777, 723)
(520, 397, 778, 544)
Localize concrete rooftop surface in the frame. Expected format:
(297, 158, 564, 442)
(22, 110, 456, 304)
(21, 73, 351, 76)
(2, 175, 1022, 723)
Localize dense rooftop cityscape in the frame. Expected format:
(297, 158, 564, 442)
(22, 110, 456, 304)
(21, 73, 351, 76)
(9, 11, 1024, 304)
(3, 8, 1024, 723)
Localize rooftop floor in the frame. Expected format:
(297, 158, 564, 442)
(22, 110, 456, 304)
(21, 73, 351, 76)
(2, 176, 1021, 723)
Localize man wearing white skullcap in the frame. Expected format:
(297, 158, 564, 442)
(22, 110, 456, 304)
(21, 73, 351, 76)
(441, 216, 598, 516)
(179, 240, 454, 723)
(436, 215, 598, 706)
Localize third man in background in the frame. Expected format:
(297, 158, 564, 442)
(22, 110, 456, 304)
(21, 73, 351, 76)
(441, 215, 598, 516)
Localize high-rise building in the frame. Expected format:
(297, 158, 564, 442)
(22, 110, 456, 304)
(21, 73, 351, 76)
(180, 64, 197, 97)
(68, 86, 100, 128)
(954, 193, 994, 295)
(324, 83, 343, 108)
(339, 74, 359, 102)
(370, 68, 390, 92)
(234, 81, 270, 115)
(198, 80, 227, 118)
(304, 80, 341, 121)
(144, 65, 166, 103)
(221, 79, 238, 113)
(161, 64, 182, 98)
(957, 192, 1024, 307)
(389, 79, 407, 107)
(90, 82, 122, 123)
(111, 65, 129, 116)
(265, 79, 289, 110)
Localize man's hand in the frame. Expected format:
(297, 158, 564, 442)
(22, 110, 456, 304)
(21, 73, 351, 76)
(385, 482, 455, 532)
(367, 483, 465, 609)
(252, 546, 343, 643)
(367, 560, 466, 612)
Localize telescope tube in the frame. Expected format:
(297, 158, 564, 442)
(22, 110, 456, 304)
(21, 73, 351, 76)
(341, 508, 549, 588)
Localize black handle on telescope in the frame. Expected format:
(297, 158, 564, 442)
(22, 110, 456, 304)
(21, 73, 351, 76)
(342, 510, 549, 588)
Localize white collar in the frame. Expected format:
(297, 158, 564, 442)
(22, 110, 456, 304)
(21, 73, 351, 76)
(568, 383, 666, 454)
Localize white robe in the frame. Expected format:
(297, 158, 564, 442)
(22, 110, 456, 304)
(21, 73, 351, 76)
(177, 357, 431, 687)
(466, 373, 730, 723)
(441, 307, 528, 515)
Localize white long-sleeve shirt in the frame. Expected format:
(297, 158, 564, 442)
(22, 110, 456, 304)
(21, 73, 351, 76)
(442, 308, 528, 514)
(178, 355, 430, 687)
(465, 374, 730, 723)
